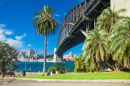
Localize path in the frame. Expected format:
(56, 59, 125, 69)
(0, 79, 129, 86)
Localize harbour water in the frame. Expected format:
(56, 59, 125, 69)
(15, 62, 75, 72)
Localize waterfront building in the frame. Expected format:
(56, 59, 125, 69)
(25, 49, 37, 58)
(69, 52, 72, 57)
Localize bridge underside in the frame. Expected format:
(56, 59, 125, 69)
(56, 0, 110, 60)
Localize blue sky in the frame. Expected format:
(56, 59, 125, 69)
(0, 0, 85, 56)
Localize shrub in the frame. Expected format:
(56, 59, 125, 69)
(122, 67, 130, 71)
(48, 65, 65, 74)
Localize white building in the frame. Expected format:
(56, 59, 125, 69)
(25, 49, 37, 57)
(69, 52, 72, 57)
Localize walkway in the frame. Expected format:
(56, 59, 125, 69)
(0, 79, 129, 86)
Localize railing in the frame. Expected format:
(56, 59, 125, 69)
(58, 0, 95, 46)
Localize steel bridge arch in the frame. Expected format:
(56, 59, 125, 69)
(55, 0, 110, 60)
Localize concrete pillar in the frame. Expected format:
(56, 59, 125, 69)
(57, 53, 63, 61)
(110, 0, 130, 16)
(80, 30, 88, 37)
(54, 48, 57, 62)
(94, 18, 96, 30)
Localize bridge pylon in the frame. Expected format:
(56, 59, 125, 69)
(54, 48, 57, 62)
(54, 48, 63, 62)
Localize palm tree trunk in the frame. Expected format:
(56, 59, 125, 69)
(124, 56, 127, 68)
(43, 32, 47, 74)
(105, 61, 116, 71)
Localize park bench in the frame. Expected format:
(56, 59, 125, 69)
(4, 72, 15, 76)
(77, 69, 86, 72)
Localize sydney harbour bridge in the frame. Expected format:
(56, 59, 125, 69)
(54, 0, 110, 61)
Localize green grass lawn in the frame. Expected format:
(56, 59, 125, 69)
(15, 72, 130, 80)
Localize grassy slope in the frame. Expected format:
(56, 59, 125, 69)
(16, 72, 130, 80)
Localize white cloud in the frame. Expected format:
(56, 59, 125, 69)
(0, 24, 6, 27)
(47, 42, 49, 43)
(28, 44, 32, 47)
(0, 29, 6, 41)
(4, 29, 13, 35)
(0, 24, 26, 48)
(15, 36, 22, 40)
(23, 33, 26, 36)
(6, 38, 23, 48)
(15, 33, 26, 40)
(40, 51, 44, 54)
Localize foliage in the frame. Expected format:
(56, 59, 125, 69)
(74, 55, 86, 72)
(0, 41, 19, 77)
(82, 29, 110, 71)
(48, 65, 65, 74)
(82, 7, 129, 71)
(97, 7, 126, 34)
(33, 6, 60, 36)
(110, 17, 130, 65)
(33, 5, 60, 73)
(122, 67, 130, 71)
(82, 29, 109, 62)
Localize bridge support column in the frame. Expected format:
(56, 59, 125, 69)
(54, 48, 57, 62)
(80, 25, 89, 37)
(57, 53, 63, 61)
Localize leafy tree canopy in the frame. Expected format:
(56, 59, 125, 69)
(0, 41, 19, 77)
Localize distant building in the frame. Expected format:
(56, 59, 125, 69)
(18, 49, 38, 60)
(69, 52, 72, 57)
(63, 55, 69, 61)
(25, 49, 37, 58)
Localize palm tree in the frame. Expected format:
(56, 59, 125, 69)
(33, 6, 60, 74)
(97, 7, 126, 34)
(82, 29, 116, 71)
(111, 17, 130, 68)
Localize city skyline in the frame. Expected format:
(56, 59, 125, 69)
(0, 0, 84, 56)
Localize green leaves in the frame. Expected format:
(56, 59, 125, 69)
(110, 17, 130, 65)
(33, 6, 60, 36)
(0, 41, 19, 74)
(81, 7, 129, 71)
(97, 7, 126, 34)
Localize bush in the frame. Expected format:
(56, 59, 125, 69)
(48, 65, 65, 74)
(122, 67, 130, 71)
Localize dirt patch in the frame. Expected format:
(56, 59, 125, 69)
(103, 70, 130, 73)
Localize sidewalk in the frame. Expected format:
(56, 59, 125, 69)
(1, 78, 130, 83)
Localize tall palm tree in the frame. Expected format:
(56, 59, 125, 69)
(82, 29, 116, 71)
(97, 7, 126, 34)
(33, 6, 60, 74)
(111, 17, 130, 68)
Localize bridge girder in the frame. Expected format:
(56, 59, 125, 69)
(56, 0, 110, 60)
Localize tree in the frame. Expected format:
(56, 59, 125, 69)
(82, 29, 116, 71)
(0, 41, 19, 78)
(111, 17, 130, 68)
(97, 7, 126, 34)
(74, 55, 86, 72)
(33, 6, 60, 74)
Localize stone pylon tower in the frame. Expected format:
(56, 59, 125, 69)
(54, 48, 57, 62)
(111, 0, 130, 16)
